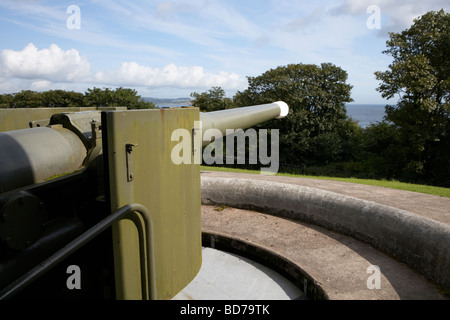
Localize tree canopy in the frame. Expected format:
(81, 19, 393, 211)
(0, 87, 155, 109)
(190, 86, 235, 112)
(375, 9, 450, 185)
(233, 63, 356, 167)
(84, 87, 155, 109)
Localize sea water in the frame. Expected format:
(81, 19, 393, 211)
(346, 104, 386, 128)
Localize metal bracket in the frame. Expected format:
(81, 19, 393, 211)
(29, 119, 50, 128)
(90, 119, 102, 149)
(126, 143, 137, 182)
(192, 127, 201, 157)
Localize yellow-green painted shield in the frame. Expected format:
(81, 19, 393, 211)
(102, 108, 202, 300)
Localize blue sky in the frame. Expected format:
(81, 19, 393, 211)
(0, 0, 449, 104)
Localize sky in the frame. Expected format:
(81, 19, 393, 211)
(0, 0, 449, 104)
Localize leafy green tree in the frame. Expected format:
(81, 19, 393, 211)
(0, 93, 14, 108)
(234, 63, 354, 168)
(41, 90, 84, 108)
(1, 87, 154, 110)
(11, 90, 42, 108)
(356, 121, 404, 179)
(84, 87, 155, 109)
(114, 87, 155, 109)
(190, 86, 235, 112)
(83, 87, 112, 108)
(375, 10, 450, 186)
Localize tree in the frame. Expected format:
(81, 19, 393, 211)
(0, 87, 155, 110)
(374, 10, 450, 186)
(234, 63, 354, 168)
(0, 93, 14, 108)
(11, 90, 42, 108)
(190, 86, 234, 112)
(41, 90, 84, 108)
(110, 87, 155, 109)
(356, 121, 404, 179)
(84, 87, 155, 109)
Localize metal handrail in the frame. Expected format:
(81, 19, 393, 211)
(0, 203, 150, 300)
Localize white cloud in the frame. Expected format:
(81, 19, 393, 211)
(2, 1, 447, 102)
(0, 43, 91, 82)
(0, 43, 246, 93)
(31, 80, 52, 90)
(94, 62, 246, 90)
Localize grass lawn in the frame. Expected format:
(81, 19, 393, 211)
(200, 166, 450, 198)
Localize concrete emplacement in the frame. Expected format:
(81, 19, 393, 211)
(197, 174, 450, 300)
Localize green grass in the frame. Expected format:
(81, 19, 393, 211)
(200, 166, 450, 198)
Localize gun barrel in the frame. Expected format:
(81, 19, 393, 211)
(199, 101, 288, 139)
(0, 127, 87, 192)
(0, 102, 289, 192)
(0, 102, 289, 299)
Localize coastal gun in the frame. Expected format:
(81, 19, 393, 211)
(0, 101, 288, 300)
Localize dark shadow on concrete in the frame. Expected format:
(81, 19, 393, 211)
(202, 232, 326, 300)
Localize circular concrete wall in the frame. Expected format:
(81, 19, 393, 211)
(201, 176, 450, 292)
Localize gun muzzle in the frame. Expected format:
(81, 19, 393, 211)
(200, 101, 288, 135)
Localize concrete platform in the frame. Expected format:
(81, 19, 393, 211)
(198, 171, 450, 300)
(200, 205, 447, 300)
(173, 247, 305, 300)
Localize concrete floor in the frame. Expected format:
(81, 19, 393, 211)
(173, 247, 305, 300)
(199, 172, 450, 299)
